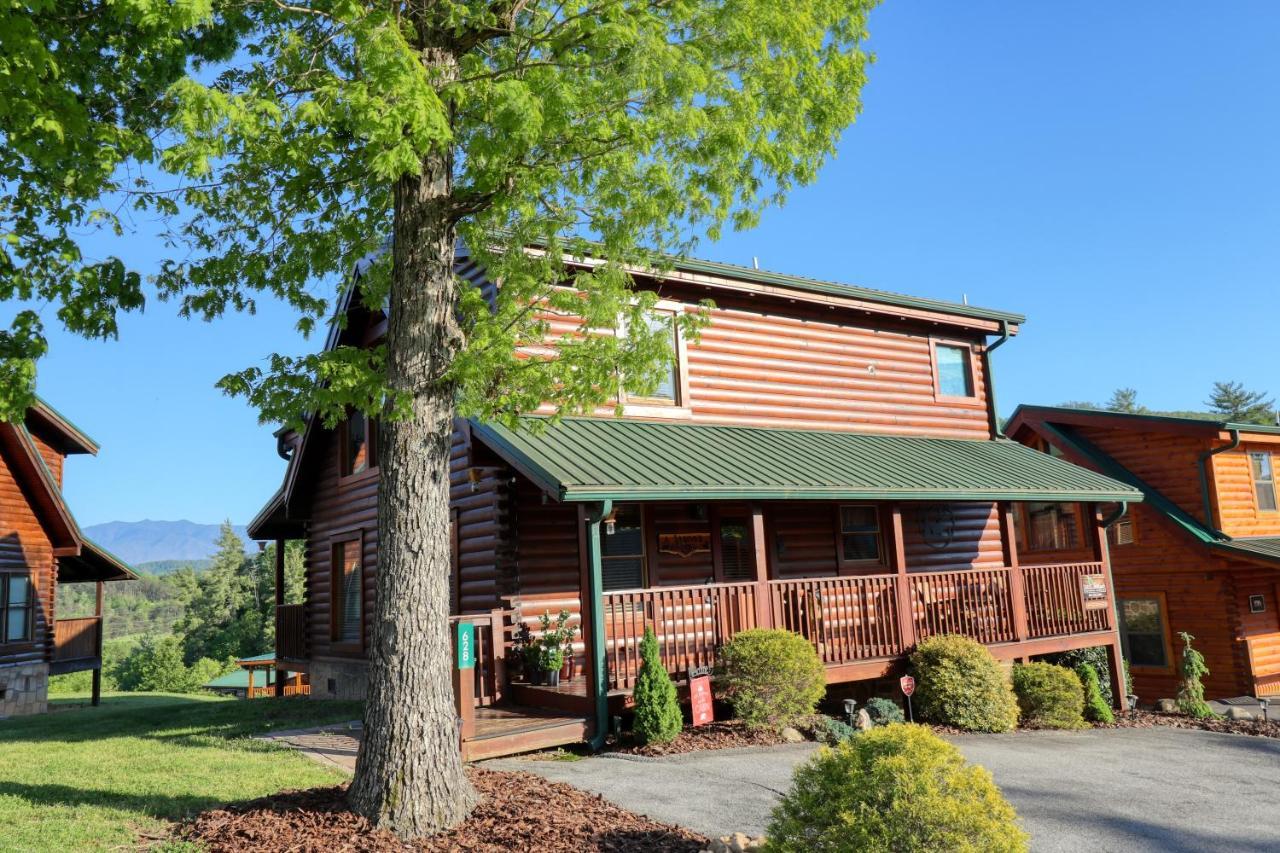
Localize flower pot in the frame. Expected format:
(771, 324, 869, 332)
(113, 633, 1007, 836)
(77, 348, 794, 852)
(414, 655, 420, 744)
(560, 659, 573, 680)
(530, 668, 545, 686)
(545, 668, 561, 688)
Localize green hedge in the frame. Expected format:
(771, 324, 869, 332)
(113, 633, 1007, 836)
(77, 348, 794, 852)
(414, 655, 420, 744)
(767, 724, 1028, 852)
(1012, 662, 1086, 729)
(909, 635, 1018, 733)
(716, 629, 825, 730)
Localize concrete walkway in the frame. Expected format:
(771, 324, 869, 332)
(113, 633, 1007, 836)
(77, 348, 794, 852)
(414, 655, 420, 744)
(489, 727, 1280, 851)
(257, 722, 362, 773)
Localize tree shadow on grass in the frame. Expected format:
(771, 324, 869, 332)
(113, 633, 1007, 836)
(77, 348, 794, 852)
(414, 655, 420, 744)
(0, 779, 238, 822)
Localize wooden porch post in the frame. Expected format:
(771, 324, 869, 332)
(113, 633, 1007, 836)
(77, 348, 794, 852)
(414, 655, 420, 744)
(274, 539, 286, 698)
(1089, 503, 1128, 711)
(92, 580, 104, 707)
(890, 505, 916, 648)
(247, 667, 255, 700)
(1000, 503, 1029, 642)
(453, 638, 476, 743)
(750, 504, 772, 629)
(583, 501, 613, 748)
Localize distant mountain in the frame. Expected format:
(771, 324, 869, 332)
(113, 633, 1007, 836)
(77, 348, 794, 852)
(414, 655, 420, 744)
(82, 520, 251, 565)
(135, 558, 214, 575)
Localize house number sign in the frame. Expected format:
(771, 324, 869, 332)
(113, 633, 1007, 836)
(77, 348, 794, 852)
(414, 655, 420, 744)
(456, 622, 475, 670)
(1080, 574, 1108, 611)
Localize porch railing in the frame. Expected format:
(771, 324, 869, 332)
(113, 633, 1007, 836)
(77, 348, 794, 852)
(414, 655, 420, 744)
(53, 617, 101, 662)
(450, 610, 508, 708)
(602, 582, 758, 691)
(1022, 562, 1112, 638)
(275, 603, 307, 660)
(908, 568, 1018, 646)
(769, 576, 903, 664)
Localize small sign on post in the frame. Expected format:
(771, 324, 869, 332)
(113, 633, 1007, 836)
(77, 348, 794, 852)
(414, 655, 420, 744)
(1080, 574, 1108, 611)
(689, 667, 714, 726)
(900, 674, 916, 722)
(456, 621, 475, 670)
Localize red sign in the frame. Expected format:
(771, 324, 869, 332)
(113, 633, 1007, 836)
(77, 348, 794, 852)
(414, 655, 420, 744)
(900, 675, 916, 697)
(689, 674, 714, 726)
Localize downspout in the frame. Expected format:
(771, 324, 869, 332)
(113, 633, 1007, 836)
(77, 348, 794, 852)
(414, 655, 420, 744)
(584, 499, 613, 750)
(1198, 429, 1241, 532)
(982, 320, 1012, 438)
(1100, 501, 1128, 529)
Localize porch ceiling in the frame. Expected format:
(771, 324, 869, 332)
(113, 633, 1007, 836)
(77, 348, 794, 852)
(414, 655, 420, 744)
(470, 417, 1145, 504)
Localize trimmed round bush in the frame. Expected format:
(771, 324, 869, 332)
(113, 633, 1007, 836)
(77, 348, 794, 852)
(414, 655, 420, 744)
(632, 627, 683, 744)
(909, 635, 1018, 732)
(716, 629, 826, 729)
(1075, 662, 1115, 724)
(864, 696, 905, 726)
(1012, 662, 1086, 729)
(766, 724, 1029, 852)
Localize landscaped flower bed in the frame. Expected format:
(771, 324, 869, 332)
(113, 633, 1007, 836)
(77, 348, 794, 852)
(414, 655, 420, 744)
(1106, 710, 1280, 739)
(609, 719, 789, 756)
(179, 768, 707, 852)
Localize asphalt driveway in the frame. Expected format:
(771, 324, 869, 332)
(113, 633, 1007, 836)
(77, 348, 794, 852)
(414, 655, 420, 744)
(487, 727, 1280, 851)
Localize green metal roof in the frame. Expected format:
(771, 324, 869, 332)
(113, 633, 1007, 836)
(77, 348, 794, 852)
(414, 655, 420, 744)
(1012, 404, 1280, 437)
(1219, 537, 1280, 562)
(470, 417, 1143, 503)
(205, 666, 294, 690)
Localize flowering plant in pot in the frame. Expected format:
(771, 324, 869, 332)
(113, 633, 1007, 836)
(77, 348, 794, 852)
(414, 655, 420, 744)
(535, 610, 576, 687)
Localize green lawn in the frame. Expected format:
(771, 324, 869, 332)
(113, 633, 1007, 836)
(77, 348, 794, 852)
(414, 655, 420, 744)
(0, 692, 363, 851)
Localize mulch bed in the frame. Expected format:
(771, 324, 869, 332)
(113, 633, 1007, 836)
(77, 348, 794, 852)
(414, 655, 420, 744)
(178, 768, 707, 852)
(607, 720, 788, 756)
(1106, 710, 1280, 739)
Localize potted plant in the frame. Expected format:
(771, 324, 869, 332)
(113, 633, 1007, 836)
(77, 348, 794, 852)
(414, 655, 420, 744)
(512, 621, 542, 685)
(536, 610, 576, 688)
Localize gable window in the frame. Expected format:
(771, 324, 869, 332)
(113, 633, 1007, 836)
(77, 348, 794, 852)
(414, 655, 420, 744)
(1015, 502, 1080, 552)
(1250, 451, 1277, 512)
(1119, 596, 1170, 669)
(1, 575, 34, 644)
(838, 505, 882, 564)
(341, 411, 378, 477)
(601, 505, 646, 591)
(622, 308, 684, 408)
(934, 342, 976, 399)
(330, 536, 363, 649)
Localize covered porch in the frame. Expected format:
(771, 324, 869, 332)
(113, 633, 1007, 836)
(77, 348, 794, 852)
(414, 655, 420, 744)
(52, 540, 136, 706)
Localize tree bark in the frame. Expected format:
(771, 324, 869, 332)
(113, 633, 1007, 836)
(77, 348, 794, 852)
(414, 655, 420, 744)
(348, 48, 478, 832)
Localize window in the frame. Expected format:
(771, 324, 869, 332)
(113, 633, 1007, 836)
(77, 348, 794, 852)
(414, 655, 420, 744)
(1119, 596, 1170, 669)
(341, 411, 378, 477)
(1016, 502, 1080, 552)
(1250, 451, 1277, 512)
(330, 537, 363, 648)
(623, 310, 681, 406)
(1, 575, 34, 644)
(601, 505, 645, 591)
(718, 518, 754, 582)
(934, 343, 975, 398)
(1109, 510, 1136, 547)
(838, 505, 882, 564)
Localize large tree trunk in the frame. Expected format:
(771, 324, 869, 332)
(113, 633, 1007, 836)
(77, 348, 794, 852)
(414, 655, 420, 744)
(347, 89, 478, 834)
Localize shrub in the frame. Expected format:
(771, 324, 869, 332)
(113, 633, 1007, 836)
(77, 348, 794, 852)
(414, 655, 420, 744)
(632, 627, 683, 744)
(865, 696, 905, 726)
(813, 716, 855, 746)
(1176, 632, 1214, 719)
(1076, 663, 1114, 724)
(766, 724, 1028, 853)
(909, 635, 1018, 732)
(717, 629, 826, 730)
(1042, 645, 1131, 705)
(1011, 663, 1086, 729)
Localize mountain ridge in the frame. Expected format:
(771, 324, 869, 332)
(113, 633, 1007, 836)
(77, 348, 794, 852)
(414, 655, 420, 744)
(82, 520, 251, 565)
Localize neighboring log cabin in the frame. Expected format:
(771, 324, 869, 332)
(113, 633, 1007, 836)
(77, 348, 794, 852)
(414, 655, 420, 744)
(249, 249, 1142, 759)
(1010, 405, 1280, 703)
(0, 399, 136, 715)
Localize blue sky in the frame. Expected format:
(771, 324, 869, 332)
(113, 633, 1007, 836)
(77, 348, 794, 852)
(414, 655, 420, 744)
(18, 3, 1280, 527)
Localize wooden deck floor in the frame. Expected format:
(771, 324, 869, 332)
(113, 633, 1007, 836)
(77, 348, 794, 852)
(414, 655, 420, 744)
(465, 705, 589, 761)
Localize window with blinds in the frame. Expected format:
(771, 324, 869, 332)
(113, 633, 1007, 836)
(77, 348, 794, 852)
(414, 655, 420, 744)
(1017, 502, 1080, 552)
(1251, 451, 1277, 513)
(331, 538, 363, 647)
(602, 505, 645, 591)
(719, 519, 753, 581)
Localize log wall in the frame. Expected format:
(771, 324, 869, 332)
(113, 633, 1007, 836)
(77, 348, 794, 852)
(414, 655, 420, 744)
(0, 439, 56, 667)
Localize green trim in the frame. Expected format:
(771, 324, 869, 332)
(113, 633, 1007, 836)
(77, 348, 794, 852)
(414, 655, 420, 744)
(33, 396, 100, 452)
(584, 500, 612, 750)
(1012, 404, 1280, 437)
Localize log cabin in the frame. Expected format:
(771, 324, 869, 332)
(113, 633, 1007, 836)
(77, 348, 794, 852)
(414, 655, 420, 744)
(249, 249, 1142, 758)
(1009, 405, 1280, 703)
(0, 399, 136, 715)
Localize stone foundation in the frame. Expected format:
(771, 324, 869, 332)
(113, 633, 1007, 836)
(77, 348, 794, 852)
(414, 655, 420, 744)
(0, 662, 49, 717)
(309, 658, 369, 701)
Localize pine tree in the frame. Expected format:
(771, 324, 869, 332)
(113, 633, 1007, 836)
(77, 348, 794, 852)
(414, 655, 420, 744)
(1075, 663, 1114, 724)
(1106, 388, 1145, 414)
(1176, 632, 1214, 719)
(632, 627, 683, 744)
(1206, 381, 1275, 424)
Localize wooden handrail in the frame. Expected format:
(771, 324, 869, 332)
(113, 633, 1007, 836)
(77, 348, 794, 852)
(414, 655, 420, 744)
(1021, 561, 1110, 639)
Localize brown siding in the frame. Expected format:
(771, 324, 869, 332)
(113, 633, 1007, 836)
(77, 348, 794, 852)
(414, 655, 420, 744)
(647, 504, 715, 587)
(1234, 570, 1280, 693)
(901, 503, 1004, 572)
(29, 435, 64, 487)
(769, 504, 840, 579)
(1074, 426, 1210, 523)
(1211, 443, 1280, 538)
(0, 451, 55, 666)
(450, 426, 507, 614)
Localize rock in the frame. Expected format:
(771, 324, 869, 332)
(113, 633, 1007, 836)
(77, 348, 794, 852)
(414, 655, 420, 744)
(1155, 698, 1178, 714)
(855, 708, 874, 731)
(705, 838, 730, 853)
(1226, 707, 1256, 722)
(728, 831, 751, 853)
(780, 726, 805, 743)
(745, 837, 767, 852)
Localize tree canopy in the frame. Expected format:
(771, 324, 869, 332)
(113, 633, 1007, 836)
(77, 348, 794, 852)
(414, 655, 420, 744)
(1206, 380, 1275, 425)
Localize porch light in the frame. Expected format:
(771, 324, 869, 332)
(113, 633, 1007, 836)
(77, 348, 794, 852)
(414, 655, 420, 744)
(843, 698, 857, 727)
(1260, 697, 1269, 722)
(1126, 694, 1139, 716)
(604, 509, 617, 536)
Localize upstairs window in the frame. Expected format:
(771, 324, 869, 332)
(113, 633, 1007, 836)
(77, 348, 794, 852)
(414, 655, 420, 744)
(601, 505, 646, 591)
(934, 342, 976, 399)
(1250, 451, 1277, 512)
(622, 309, 682, 407)
(330, 537, 363, 648)
(341, 411, 378, 477)
(1016, 502, 1080, 552)
(1, 575, 33, 644)
(838, 505, 882, 564)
